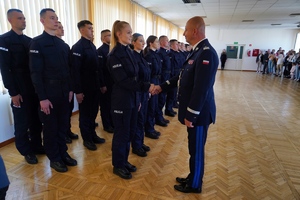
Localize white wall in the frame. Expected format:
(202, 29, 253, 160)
(206, 28, 299, 71)
(0, 93, 14, 142)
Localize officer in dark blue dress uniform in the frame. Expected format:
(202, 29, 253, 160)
(0, 9, 43, 165)
(153, 16, 219, 193)
(97, 29, 114, 133)
(55, 21, 79, 144)
(107, 20, 153, 180)
(71, 20, 106, 151)
(29, 8, 77, 172)
(165, 39, 182, 115)
(143, 35, 162, 139)
(156, 36, 174, 123)
(130, 33, 151, 157)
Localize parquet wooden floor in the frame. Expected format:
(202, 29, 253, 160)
(1, 71, 300, 199)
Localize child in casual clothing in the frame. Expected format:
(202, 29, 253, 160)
(290, 62, 297, 79)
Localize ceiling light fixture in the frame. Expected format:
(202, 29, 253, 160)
(182, 0, 201, 4)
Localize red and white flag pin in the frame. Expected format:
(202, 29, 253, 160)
(188, 60, 194, 64)
(203, 60, 209, 65)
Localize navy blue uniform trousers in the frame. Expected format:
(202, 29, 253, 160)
(11, 94, 42, 155)
(187, 125, 209, 189)
(99, 89, 113, 129)
(112, 107, 138, 168)
(39, 95, 69, 162)
(145, 77, 159, 133)
(79, 91, 99, 142)
(132, 92, 148, 149)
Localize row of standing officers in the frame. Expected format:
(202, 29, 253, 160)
(0, 8, 189, 173)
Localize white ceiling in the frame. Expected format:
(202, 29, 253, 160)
(132, 0, 300, 30)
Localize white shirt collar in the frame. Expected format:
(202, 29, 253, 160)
(192, 38, 207, 51)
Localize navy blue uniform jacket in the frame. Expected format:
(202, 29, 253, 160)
(107, 43, 150, 110)
(29, 31, 72, 101)
(161, 39, 218, 126)
(0, 30, 34, 96)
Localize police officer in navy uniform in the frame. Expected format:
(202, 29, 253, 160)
(71, 20, 106, 151)
(156, 35, 174, 123)
(55, 21, 79, 143)
(0, 9, 43, 165)
(29, 8, 77, 172)
(107, 20, 153, 179)
(0, 155, 9, 199)
(97, 29, 114, 133)
(143, 35, 162, 139)
(165, 39, 182, 115)
(130, 33, 151, 157)
(153, 16, 219, 193)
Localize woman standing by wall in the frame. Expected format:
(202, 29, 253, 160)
(220, 49, 227, 70)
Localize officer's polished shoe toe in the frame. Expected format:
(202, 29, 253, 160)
(113, 167, 132, 179)
(145, 132, 159, 139)
(154, 130, 161, 136)
(24, 154, 38, 164)
(176, 177, 188, 184)
(68, 131, 79, 139)
(92, 135, 105, 144)
(50, 161, 68, 172)
(165, 111, 175, 117)
(174, 184, 201, 193)
(83, 141, 97, 151)
(163, 118, 170, 124)
(155, 120, 168, 127)
(104, 127, 114, 133)
(132, 148, 147, 157)
(125, 162, 137, 172)
(63, 155, 77, 166)
(65, 136, 72, 144)
(142, 144, 150, 152)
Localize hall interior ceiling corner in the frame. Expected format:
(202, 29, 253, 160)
(133, 0, 300, 29)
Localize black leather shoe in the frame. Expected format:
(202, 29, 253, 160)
(154, 130, 161, 136)
(24, 154, 38, 164)
(113, 167, 132, 179)
(132, 148, 147, 157)
(174, 184, 201, 193)
(104, 127, 114, 133)
(125, 162, 137, 172)
(176, 177, 188, 184)
(142, 144, 150, 152)
(173, 103, 179, 109)
(171, 110, 177, 115)
(92, 135, 106, 144)
(163, 118, 170, 123)
(62, 155, 77, 166)
(68, 131, 79, 139)
(145, 132, 159, 139)
(83, 141, 97, 151)
(165, 111, 175, 117)
(155, 120, 168, 127)
(65, 136, 72, 144)
(50, 161, 68, 172)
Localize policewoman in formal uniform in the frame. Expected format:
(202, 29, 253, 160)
(107, 20, 153, 179)
(154, 16, 219, 193)
(71, 20, 106, 151)
(143, 36, 162, 139)
(29, 8, 77, 173)
(130, 33, 151, 157)
(0, 9, 44, 165)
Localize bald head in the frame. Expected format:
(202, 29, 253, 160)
(183, 16, 206, 46)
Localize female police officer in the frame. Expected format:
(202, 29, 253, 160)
(107, 21, 154, 179)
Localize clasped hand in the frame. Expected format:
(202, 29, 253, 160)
(148, 84, 162, 95)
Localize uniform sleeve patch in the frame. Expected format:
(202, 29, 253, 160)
(112, 64, 122, 69)
(73, 52, 81, 57)
(203, 60, 209, 65)
(0, 47, 8, 52)
(30, 50, 39, 53)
